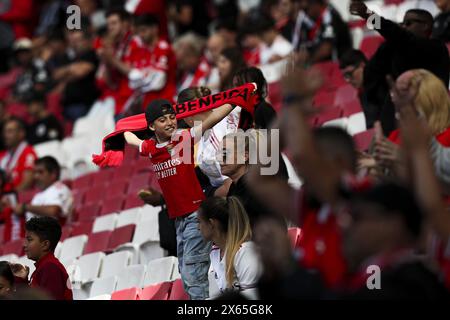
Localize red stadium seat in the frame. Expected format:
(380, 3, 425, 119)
(140, 282, 172, 300)
(83, 185, 107, 205)
(77, 203, 102, 222)
(73, 189, 86, 211)
(92, 169, 114, 186)
(111, 287, 140, 300)
(61, 225, 73, 242)
(288, 228, 302, 250)
(107, 224, 135, 252)
(72, 174, 94, 191)
(107, 181, 129, 199)
(84, 230, 112, 254)
(100, 196, 126, 216)
(313, 91, 336, 108)
(341, 99, 363, 117)
(353, 129, 375, 151)
(71, 221, 94, 236)
(315, 107, 343, 126)
(360, 35, 384, 60)
(114, 166, 134, 181)
(334, 84, 358, 107)
(2, 239, 24, 256)
(168, 279, 189, 300)
(123, 195, 145, 210)
(127, 173, 152, 194)
(0, 224, 4, 244)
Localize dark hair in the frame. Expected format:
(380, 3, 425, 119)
(0, 169, 6, 190)
(25, 217, 62, 252)
(133, 14, 159, 27)
(0, 261, 14, 287)
(215, 18, 237, 32)
(35, 156, 61, 180)
(47, 29, 66, 43)
(406, 9, 434, 29)
(219, 47, 247, 91)
(177, 87, 211, 104)
(105, 8, 131, 21)
(5, 117, 27, 133)
(233, 67, 268, 98)
(313, 127, 357, 171)
(26, 90, 46, 106)
(241, 10, 275, 35)
(339, 49, 368, 69)
(350, 183, 423, 239)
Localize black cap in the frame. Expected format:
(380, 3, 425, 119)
(349, 183, 423, 238)
(145, 99, 176, 124)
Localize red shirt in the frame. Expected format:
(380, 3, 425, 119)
(138, 39, 177, 108)
(178, 58, 212, 92)
(140, 129, 205, 218)
(30, 253, 73, 300)
(388, 126, 450, 146)
(94, 33, 143, 114)
(0, 0, 35, 39)
(297, 176, 373, 288)
(127, 0, 169, 39)
(0, 142, 37, 193)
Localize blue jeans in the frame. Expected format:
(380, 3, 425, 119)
(175, 211, 211, 300)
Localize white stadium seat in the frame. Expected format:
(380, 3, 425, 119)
(347, 112, 367, 136)
(322, 118, 349, 130)
(73, 252, 105, 284)
(87, 294, 111, 300)
(116, 264, 147, 291)
(139, 205, 161, 222)
(116, 208, 142, 228)
(115, 218, 161, 264)
(59, 235, 88, 262)
(142, 256, 177, 287)
(92, 213, 118, 233)
(0, 254, 19, 263)
(90, 276, 118, 297)
(170, 258, 181, 281)
(99, 251, 133, 278)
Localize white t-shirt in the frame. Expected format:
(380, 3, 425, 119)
(209, 241, 262, 299)
(26, 181, 74, 221)
(259, 35, 293, 65)
(196, 107, 241, 187)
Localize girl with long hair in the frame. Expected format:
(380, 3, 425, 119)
(198, 196, 262, 299)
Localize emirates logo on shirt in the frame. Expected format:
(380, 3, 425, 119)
(153, 157, 182, 179)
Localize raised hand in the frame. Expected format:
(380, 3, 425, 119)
(349, 0, 371, 19)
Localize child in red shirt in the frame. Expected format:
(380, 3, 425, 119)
(124, 89, 256, 299)
(11, 216, 72, 300)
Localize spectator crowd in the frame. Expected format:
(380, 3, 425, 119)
(1, 0, 450, 301)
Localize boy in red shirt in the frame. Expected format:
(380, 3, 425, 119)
(124, 92, 255, 299)
(11, 216, 72, 300)
(128, 15, 177, 111)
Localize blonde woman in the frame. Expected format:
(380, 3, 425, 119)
(369, 69, 450, 175)
(197, 196, 262, 299)
(387, 69, 450, 145)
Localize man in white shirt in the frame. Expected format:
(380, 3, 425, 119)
(244, 11, 293, 65)
(12, 156, 73, 223)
